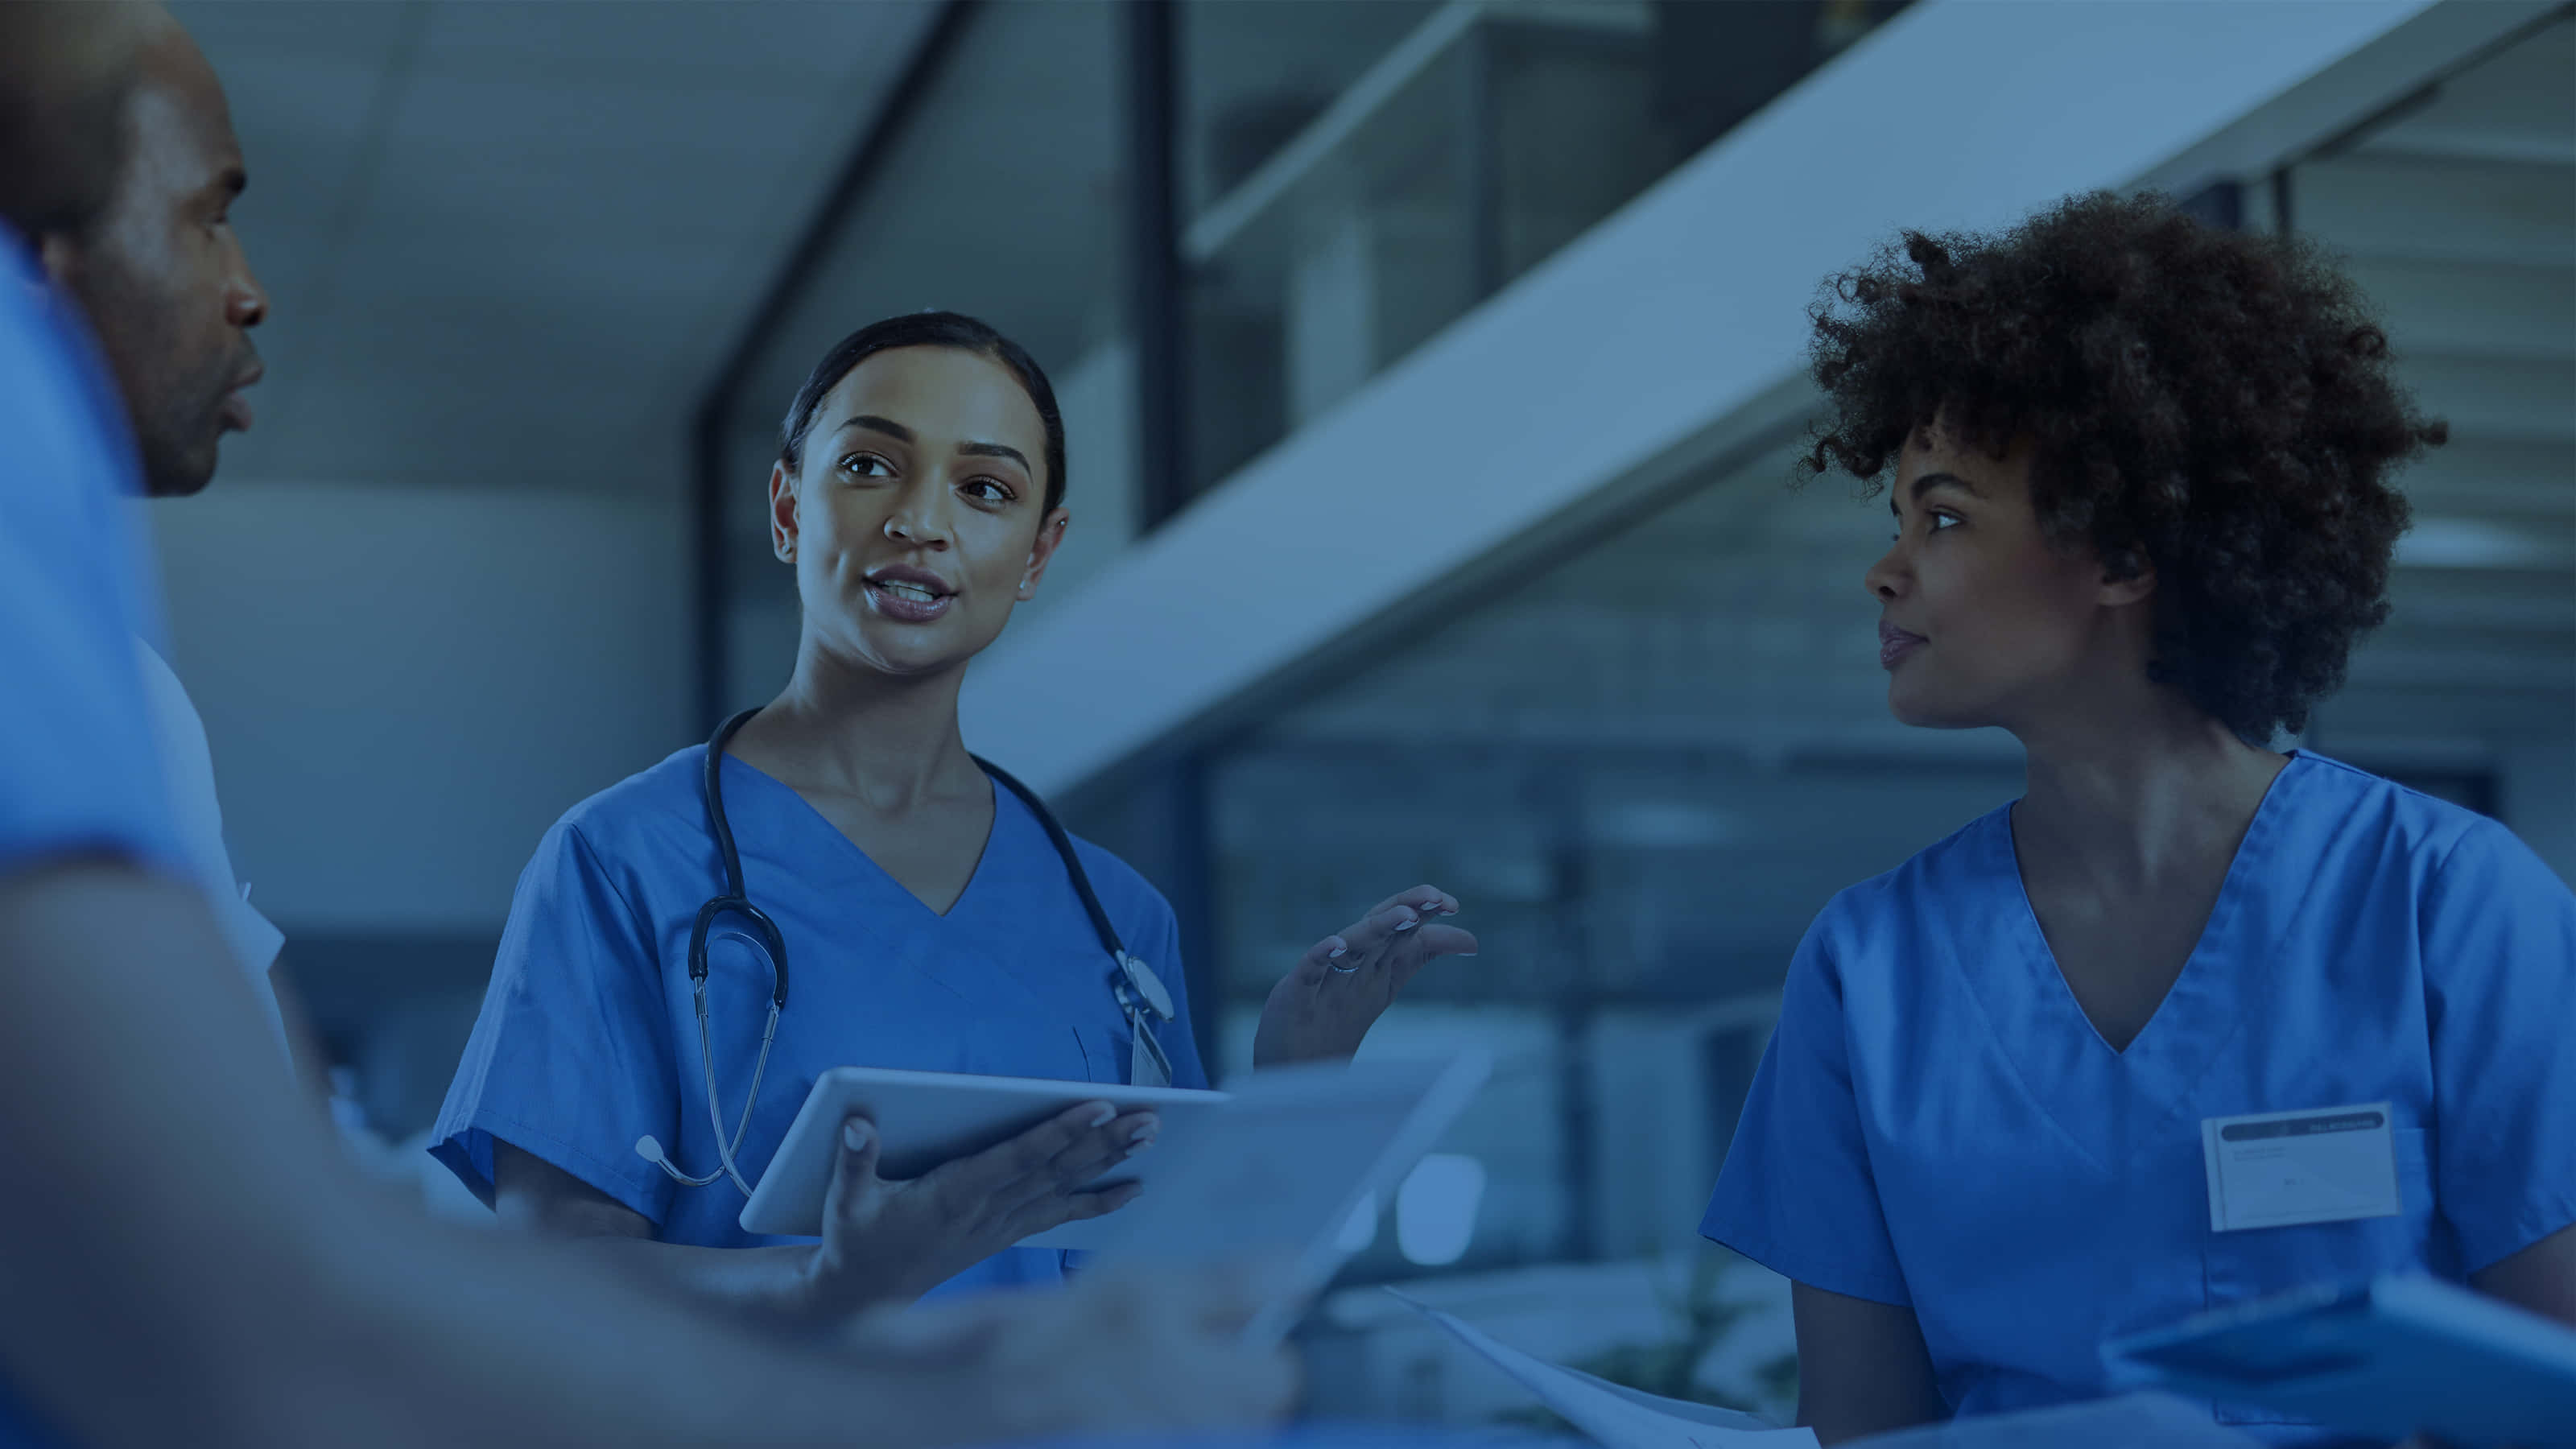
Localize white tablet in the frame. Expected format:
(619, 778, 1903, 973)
(735, 1067, 1228, 1245)
(2103, 1274, 2576, 1447)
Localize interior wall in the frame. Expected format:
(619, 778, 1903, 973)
(141, 479, 695, 935)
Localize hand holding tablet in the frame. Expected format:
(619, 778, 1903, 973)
(742, 1051, 1494, 1335)
(738, 1067, 1228, 1247)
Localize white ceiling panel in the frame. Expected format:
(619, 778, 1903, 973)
(382, 71, 826, 177)
(417, 0, 914, 87)
(361, 114, 836, 250)
(332, 229, 744, 316)
(168, 0, 941, 495)
(171, 0, 425, 67)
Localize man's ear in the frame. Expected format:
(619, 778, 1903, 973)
(1017, 508, 1072, 601)
(768, 461, 799, 563)
(37, 229, 79, 290)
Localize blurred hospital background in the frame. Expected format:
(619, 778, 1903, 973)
(142, 0, 2572, 1427)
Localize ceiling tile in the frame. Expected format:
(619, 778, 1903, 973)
(171, 0, 424, 68)
(418, 0, 931, 89)
(157, 1, 944, 499)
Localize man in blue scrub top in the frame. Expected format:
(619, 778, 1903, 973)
(1701, 192, 2576, 1446)
(0, 9, 1297, 1445)
(24, 0, 297, 1070)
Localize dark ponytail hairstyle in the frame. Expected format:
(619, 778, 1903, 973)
(778, 310, 1068, 514)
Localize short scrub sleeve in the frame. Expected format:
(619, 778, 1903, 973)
(2418, 818, 2576, 1274)
(430, 821, 682, 1224)
(0, 262, 184, 881)
(1700, 910, 1912, 1306)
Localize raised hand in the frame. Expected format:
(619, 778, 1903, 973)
(1254, 884, 1478, 1067)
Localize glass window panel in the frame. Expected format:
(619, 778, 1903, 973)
(1179, 0, 1916, 503)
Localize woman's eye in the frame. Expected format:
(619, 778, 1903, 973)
(839, 454, 891, 478)
(1928, 512, 1960, 532)
(964, 479, 1013, 503)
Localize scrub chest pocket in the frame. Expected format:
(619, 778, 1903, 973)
(2201, 1127, 2436, 1425)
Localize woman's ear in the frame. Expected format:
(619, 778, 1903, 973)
(2098, 549, 2157, 608)
(769, 461, 799, 564)
(1017, 509, 1072, 601)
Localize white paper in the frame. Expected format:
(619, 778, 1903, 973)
(1841, 1393, 2264, 1448)
(1080, 1055, 1493, 1348)
(1385, 1288, 1818, 1449)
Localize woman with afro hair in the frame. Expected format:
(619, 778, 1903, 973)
(1699, 191, 2576, 1443)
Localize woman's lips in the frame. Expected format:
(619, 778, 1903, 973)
(865, 580, 953, 623)
(1879, 621, 1926, 670)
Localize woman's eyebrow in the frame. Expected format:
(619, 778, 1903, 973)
(837, 415, 914, 443)
(1891, 471, 1981, 517)
(1909, 470, 1980, 502)
(958, 440, 1031, 473)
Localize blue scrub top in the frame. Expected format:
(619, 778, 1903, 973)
(1702, 752, 2576, 1443)
(0, 223, 188, 1447)
(432, 745, 1210, 1299)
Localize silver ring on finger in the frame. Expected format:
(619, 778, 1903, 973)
(1327, 957, 1362, 975)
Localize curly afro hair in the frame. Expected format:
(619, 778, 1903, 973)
(1798, 189, 2448, 741)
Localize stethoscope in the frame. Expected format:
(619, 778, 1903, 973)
(638, 707, 1181, 1198)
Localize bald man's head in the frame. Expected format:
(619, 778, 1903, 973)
(43, 18, 269, 497)
(0, 2, 156, 233)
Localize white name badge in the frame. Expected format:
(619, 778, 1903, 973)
(2202, 1103, 2403, 1233)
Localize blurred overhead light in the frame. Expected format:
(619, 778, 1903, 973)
(1591, 801, 1743, 850)
(1396, 1154, 1484, 1266)
(2395, 518, 2567, 571)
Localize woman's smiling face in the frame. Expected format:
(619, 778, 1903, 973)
(1864, 419, 2152, 731)
(770, 345, 1068, 680)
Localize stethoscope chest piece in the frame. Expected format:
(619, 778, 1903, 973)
(1112, 952, 1178, 1089)
(1117, 950, 1175, 1022)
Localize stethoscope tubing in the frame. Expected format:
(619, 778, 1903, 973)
(653, 707, 1174, 1197)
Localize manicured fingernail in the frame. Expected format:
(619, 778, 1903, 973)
(1395, 916, 1418, 932)
(1327, 943, 1347, 959)
(1130, 1124, 1158, 1146)
(1086, 1104, 1116, 1127)
(844, 1121, 871, 1150)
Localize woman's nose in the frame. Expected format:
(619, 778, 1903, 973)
(1864, 542, 1905, 602)
(882, 497, 952, 547)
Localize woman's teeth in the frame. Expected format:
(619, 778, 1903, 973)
(876, 581, 939, 603)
